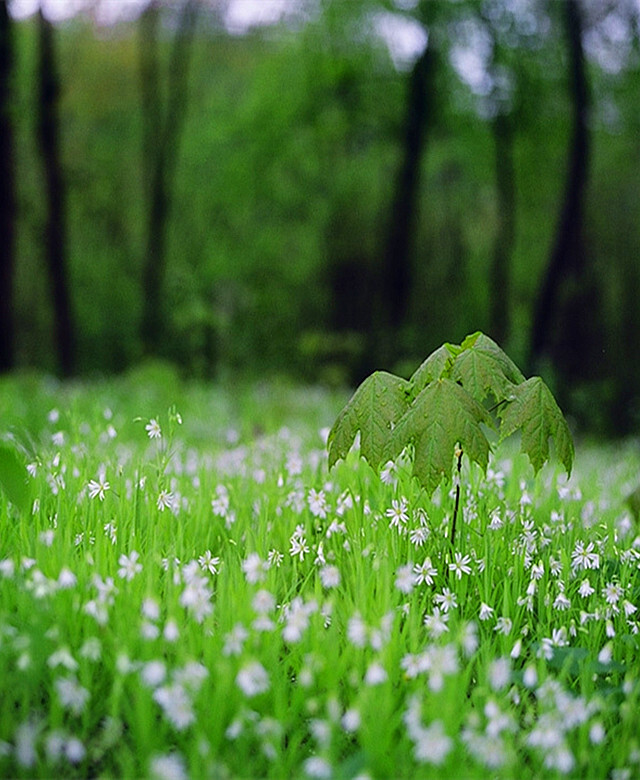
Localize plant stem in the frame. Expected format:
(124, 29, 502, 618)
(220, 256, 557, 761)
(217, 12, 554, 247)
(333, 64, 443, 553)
(450, 448, 463, 547)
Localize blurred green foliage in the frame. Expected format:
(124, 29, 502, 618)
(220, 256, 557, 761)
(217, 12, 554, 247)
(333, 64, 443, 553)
(6, 1, 640, 433)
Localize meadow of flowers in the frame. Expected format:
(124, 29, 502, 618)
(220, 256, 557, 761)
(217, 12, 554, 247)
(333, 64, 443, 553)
(1, 373, 639, 779)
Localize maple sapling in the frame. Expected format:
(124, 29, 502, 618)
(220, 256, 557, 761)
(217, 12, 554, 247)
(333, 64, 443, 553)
(327, 332, 574, 546)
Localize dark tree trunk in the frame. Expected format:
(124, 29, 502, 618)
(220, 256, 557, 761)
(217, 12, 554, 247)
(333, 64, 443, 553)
(0, 0, 16, 372)
(375, 40, 434, 366)
(37, 8, 75, 376)
(489, 110, 516, 347)
(139, 0, 198, 357)
(529, 0, 590, 373)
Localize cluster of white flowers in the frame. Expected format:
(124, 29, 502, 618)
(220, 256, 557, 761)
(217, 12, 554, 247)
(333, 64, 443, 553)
(289, 525, 310, 561)
(242, 552, 269, 584)
(6, 393, 640, 780)
(403, 696, 452, 765)
(55, 676, 90, 717)
(346, 611, 394, 651)
(151, 662, 208, 731)
(178, 561, 213, 624)
(306, 488, 328, 519)
(401, 643, 459, 692)
(84, 574, 118, 626)
(282, 597, 318, 643)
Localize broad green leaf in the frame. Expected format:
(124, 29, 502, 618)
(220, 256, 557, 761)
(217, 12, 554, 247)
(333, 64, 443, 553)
(409, 342, 458, 397)
(327, 371, 411, 470)
(451, 332, 526, 403)
(391, 378, 492, 495)
(0, 443, 31, 514)
(498, 376, 574, 476)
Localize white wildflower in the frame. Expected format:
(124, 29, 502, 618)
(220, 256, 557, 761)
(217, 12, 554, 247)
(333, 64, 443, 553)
(223, 623, 249, 657)
(395, 563, 415, 594)
(15, 721, 39, 768)
(156, 490, 175, 512)
(153, 684, 195, 730)
(319, 565, 341, 589)
(117, 550, 142, 581)
(414, 557, 437, 586)
(341, 709, 360, 733)
(479, 602, 494, 621)
(303, 756, 333, 779)
(252, 589, 276, 614)
(141, 661, 167, 688)
(386, 497, 409, 530)
(289, 534, 310, 561)
(409, 526, 430, 546)
(179, 575, 213, 623)
(145, 419, 162, 439)
(282, 598, 317, 643)
(434, 587, 458, 612)
(488, 657, 511, 691)
(211, 485, 230, 517)
(236, 661, 270, 697)
(198, 550, 221, 575)
(142, 598, 160, 621)
(602, 582, 624, 608)
(364, 661, 387, 686)
(48, 647, 78, 672)
(424, 607, 449, 639)
(380, 460, 397, 485)
(494, 616, 513, 636)
(267, 549, 284, 568)
(242, 553, 267, 584)
(163, 620, 180, 642)
(87, 474, 110, 501)
(578, 578, 595, 598)
(307, 489, 329, 519)
(55, 676, 90, 716)
(422, 644, 459, 692)
(347, 612, 368, 648)
(449, 551, 472, 580)
(149, 752, 188, 780)
(571, 540, 600, 572)
(589, 722, 606, 744)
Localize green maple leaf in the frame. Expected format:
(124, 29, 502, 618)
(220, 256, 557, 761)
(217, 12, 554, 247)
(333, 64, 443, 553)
(498, 376, 574, 476)
(410, 342, 459, 397)
(390, 378, 492, 496)
(327, 332, 574, 516)
(450, 332, 526, 403)
(327, 371, 411, 470)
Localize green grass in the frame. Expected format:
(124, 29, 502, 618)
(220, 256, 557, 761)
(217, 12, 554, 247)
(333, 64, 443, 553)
(1, 373, 640, 779)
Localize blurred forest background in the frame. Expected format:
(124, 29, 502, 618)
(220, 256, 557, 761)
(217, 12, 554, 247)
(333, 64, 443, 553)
(0, 0, 639, 434)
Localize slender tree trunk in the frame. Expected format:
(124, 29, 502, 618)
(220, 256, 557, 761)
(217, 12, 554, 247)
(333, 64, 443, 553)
(139, 0, 198, 357)
(375, 40, 434, 366)
(0, 0, 16, 372)
(37, 8, 75, 376)
(529, 0, 590, 372)
(489, 109, 515, 346)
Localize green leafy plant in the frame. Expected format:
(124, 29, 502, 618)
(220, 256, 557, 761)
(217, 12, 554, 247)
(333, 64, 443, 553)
(328, 332, 574, 544)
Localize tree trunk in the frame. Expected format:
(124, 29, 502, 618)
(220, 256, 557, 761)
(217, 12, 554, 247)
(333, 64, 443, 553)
(489, 110, 516, 347)
(0, 0, 16, 372)
(529, 0, 590, 373)
(375, 41, 434, 367)
(37, 8, 75, 376)
(139, 0, 198, 357)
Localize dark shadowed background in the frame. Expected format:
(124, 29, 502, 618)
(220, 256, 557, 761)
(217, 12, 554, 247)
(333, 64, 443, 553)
(1, 0, 639, 434)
